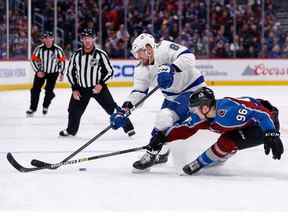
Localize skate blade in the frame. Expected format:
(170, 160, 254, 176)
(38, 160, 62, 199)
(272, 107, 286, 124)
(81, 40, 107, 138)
(131, 167, 151, 174)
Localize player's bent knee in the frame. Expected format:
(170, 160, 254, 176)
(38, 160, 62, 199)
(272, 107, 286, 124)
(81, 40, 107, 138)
(216, 135, 238, 154)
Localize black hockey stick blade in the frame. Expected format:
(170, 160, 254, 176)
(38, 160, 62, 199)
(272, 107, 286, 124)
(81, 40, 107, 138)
(31, 159, 50, 167)
(31, 159, 56, 169)
(7, 152, 40, 172)
(7, 152, 60, 172)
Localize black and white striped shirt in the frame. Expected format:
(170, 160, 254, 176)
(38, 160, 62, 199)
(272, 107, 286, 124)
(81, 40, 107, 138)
(31, 44, 65, 74)
(67, 46, 113, 90)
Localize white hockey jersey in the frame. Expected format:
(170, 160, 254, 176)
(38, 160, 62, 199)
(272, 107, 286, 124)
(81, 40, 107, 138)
(127, 40, 206, 105)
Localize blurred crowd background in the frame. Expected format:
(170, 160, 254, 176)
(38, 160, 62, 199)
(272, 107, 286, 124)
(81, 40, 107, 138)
(1, 0, 288, 59)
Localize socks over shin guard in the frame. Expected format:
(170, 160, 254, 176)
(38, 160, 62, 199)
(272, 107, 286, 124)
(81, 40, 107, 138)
(197, 138, 238, 167)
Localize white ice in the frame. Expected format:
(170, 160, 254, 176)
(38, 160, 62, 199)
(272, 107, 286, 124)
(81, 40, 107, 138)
(1, 86, 288, 212)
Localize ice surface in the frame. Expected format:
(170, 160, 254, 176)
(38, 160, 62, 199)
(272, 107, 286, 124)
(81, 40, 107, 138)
(1, 86, 288, 211)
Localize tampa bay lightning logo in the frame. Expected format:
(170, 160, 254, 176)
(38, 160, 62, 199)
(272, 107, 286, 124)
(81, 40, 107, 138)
(90, 58, 99, 66)
(217, 109, 227, 117)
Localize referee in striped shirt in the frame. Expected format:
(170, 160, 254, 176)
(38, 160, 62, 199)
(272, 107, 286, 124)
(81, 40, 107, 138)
(26, 31, 65, 116)
(59, 28, 135, 137)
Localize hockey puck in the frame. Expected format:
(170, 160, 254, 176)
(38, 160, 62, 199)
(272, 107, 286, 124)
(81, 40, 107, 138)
(79, 168, 87, 171)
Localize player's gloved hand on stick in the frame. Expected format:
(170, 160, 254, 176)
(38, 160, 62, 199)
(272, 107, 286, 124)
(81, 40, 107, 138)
(110, 108, 128, 130)
(145, 128, 167, 152)
(157, 64, 174, 89)
(263, 131, 284, 160)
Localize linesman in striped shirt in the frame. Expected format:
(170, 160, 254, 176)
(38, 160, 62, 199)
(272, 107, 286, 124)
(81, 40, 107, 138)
(59, 28, 135, 137)
(26, 31, 65, 116)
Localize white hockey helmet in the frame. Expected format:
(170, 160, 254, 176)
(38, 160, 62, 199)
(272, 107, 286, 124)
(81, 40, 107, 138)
(131, 33, 155, 58)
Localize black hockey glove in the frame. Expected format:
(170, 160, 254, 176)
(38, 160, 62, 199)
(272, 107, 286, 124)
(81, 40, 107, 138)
(263, 131, 284, 160)
(145, 129, 167, 152)
(122, 101, 134, 110)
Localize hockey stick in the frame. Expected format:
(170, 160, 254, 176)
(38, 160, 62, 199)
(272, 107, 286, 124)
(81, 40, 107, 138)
(7, 145, 147, 172)
(31, 86, 159, 168)
(7, 86, 159, 171)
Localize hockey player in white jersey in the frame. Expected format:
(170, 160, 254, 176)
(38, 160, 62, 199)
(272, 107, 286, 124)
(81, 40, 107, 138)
(110, 33, 206, 171)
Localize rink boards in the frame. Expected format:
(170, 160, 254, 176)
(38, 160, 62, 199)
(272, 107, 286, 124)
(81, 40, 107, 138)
(0, 59, 288, 91)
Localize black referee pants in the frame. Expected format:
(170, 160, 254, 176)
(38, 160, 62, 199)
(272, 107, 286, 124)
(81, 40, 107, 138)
(29, 73, 59, 111)
(66, 84, 134, 135)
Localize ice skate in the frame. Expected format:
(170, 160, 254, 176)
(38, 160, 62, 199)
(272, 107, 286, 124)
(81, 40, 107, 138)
(182, 159, 203, 175)
(42, 107, 48, 115)
(59, 129, 73, 137)
(26, 109, 35, 117)
(132, 151, 156, 172)
(154, 150, 169, 165)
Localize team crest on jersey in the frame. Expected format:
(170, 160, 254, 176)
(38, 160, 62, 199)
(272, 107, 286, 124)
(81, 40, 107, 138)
(90, 58, 99, 66)
(217, 109, 227, 117)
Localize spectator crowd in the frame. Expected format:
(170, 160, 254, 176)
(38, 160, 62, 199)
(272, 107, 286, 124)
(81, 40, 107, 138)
(1, 0, 288, 59)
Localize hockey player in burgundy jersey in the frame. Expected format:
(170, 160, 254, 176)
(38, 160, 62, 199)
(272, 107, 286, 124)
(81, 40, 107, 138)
(144, 87, 284, 175)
